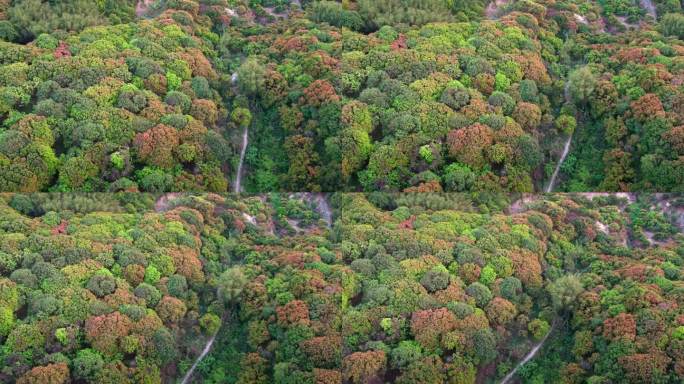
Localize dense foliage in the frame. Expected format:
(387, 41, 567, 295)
(1, 192, 681, 383)
(1, 1, 683, 383)
(559, 31, 684, 191)
(0, 0, 140, 43)
(0, 3, 233, 192)
(223, 12, 559, 193)
(0, 192, 331, 383)
(0, 0, 681, 192)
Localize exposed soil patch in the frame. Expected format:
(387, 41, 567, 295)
(155, 193, 181, 212)
(486, 0, 512, 19)
(136, 0, 155, 18)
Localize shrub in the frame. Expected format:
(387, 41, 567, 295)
(420, 269, 450, 292)
(466, 282, 492, 307)
(661, 13, 684, 39)
(73, 349, 104, 381)
(309, 1, 364, 31)
(440, 87, 470, 110)
(528, 319, 550, 341)
(200, 313, 221, 335)
(134, 283, 161, 307)
(390, 340, 423, 369)
(86, 273, 117, 297)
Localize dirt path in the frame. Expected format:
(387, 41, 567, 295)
(179, 313, 227, 384)
(314, 193, 332, 228)
(258, 0, 302, 24)
(155, 193, 180, 212)
(486, 0, 512, 19)
(574, 14, 588, 25)
(583, 192, 636, 205)
(485, 0, 513, 20)
(605, 0, 657, 32)
(179, 332, 218, 384)
(136, 0, 155, 18)
(280, 193, 333, 233)
(545, 81, 575, 193)
(545, 136, 572, 193)
(640, 0, 657, 19)
(500, 322, 556, 384)
(233, 127, 248, 194)
(508, 194, 538, 214)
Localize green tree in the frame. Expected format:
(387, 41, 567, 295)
(191, 76, 212, 99)
(151, 328, 177, 364)
(528, 319, 550, 341)
(358, 0, 454, 29)
(555, 114, 577, 136)
(420, 269, 450, 292)
(568, 67, 597, 105)
(396, 356, 446, 384)
(237, 59, 266, 97)
(167, 274, 188, 299)
(231, 107, 253, 128)
(86, 273, 117, 297)
(466, 282, 492, 308)
(7, 0, 109, 42)
(73, 349, 105, 381)
(390, 340, 423, 369)
(0, 306, 14, 337)
(144, 265, 161, 285)
(443, 163, 476, 192)
(479, 265, 496, 286)
(547, 274, 583, 312)
(471, 328, 497, 364)
(200, 313, 221, 335)
(661, 13, 684, 38)
(217, 267, 247, 305)
(134, 283, 162, 307)
(309, 1, 364, 31)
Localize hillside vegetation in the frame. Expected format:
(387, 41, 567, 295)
(0, 193, 682, 383)
(0, 0, 681, 192)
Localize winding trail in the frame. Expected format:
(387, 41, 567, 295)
(153, 191, 228, 384)
(180, 331, 219, 384)
(545, 136, 572, 193)
(314, 193, 332, 228)
(545, 82, 575, 193)
(486, 0, 512, 19)
(640, 0, 657, 19)
(584, 192, 636, 205)
(135, 0, 155, 18)
(229, 70, 248, 194)
(233, 127, 248, 194)
(508, 194, 538, 214)
(154, 193, 180, 212)
(500, 322, 556, 384)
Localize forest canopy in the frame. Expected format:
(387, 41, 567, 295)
(0, 1, 683, 383)
(0, 0, 681, 192)
(0, 192, 681, 383)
